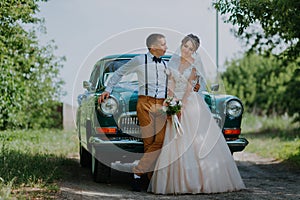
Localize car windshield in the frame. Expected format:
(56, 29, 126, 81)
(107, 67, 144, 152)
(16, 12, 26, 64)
(103, 59, 138, 87)
(101, 57, 210, 93)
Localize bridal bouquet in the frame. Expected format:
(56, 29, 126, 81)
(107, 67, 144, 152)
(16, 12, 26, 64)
(162, 96, 184, 137)
(162, 96, 182, 116)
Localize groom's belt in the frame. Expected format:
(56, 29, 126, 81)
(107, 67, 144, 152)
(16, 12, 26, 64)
(138, 95, 165, 102)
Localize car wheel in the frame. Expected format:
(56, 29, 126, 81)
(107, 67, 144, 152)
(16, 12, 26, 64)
(79, 143, 91, 168)
(91, 150, 111, 183)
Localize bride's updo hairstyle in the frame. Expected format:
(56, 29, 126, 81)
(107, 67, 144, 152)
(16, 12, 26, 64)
(181, 34, 200, 52)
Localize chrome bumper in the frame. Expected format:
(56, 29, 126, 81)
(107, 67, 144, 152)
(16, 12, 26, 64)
(89, 136, 143, 145)
(227, 138, 249, 152)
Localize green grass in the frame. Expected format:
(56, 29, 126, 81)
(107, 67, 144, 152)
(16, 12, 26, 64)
(0, 129, 78, 199)
(241, 113, 300, 168)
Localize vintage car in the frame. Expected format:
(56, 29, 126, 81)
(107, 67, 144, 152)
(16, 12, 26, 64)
(76, 54, 248, 183)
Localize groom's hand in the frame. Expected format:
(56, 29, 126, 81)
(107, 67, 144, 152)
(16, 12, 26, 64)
(98, 91, 110, 104)
(193, 83, 200, 92)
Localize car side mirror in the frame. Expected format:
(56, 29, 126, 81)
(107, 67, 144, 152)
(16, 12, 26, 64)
(210, 84, 219, 92)
(83, 81, 92, 91)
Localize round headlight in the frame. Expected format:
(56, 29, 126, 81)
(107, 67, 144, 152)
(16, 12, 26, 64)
(100, 97, 118, 115)
(226, 100, 243, 117)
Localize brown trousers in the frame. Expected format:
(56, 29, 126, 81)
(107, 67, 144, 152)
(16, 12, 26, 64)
(133, 95, 167, 179)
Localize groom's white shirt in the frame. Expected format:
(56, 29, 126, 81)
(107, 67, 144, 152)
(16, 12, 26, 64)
(105, 52, 168, 99)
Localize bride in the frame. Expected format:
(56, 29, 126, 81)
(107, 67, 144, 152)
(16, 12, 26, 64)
(147, 34, 245, 194)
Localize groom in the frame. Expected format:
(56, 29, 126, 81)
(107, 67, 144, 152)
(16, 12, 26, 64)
(99, 33, 169, 191)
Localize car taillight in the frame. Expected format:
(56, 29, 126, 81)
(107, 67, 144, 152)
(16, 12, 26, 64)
(223, 128, 241, 135)
(96, 127, 117, 134)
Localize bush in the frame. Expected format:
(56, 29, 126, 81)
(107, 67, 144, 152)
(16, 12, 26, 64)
(222, 53, 299, 125)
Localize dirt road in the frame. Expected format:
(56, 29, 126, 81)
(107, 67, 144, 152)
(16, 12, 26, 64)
(57, 152, 300, 200)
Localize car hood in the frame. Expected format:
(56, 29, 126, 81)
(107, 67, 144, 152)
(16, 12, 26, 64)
(111, 84, 138, 112)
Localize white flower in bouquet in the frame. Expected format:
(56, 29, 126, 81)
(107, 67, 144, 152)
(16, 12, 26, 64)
(161, 105, 168, 112)
(162, 96, 182, 116)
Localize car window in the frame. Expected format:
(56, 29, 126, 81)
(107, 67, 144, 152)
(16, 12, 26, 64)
(89, 62, 101, 90)
(103, 59, 138, 86)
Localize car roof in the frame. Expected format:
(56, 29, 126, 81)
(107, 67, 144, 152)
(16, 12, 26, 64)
(101, 54, 172, 60)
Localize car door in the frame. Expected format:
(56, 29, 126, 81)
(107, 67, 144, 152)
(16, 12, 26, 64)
(78, 62, 101, 147)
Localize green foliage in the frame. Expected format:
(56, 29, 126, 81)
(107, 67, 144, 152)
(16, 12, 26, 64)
(0, 178, 15, 200)
(0, 0, 65, 130)
(0, 129, 78, 199)
(214, 0, 300, 61)
(222, 53, 299, 123)
(214, 0, 300, 123)
(285, 67, 300, 123)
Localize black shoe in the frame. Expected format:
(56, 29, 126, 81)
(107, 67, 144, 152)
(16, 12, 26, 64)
(131, 174, 142, 192)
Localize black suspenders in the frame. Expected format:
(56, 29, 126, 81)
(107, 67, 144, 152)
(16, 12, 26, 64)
(144, 54, 168, 98)
(162, 60, 168, 98)
(145, 54, 148, 96)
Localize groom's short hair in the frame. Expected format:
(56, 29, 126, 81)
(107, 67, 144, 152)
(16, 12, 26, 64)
(146, 33, 165, 50)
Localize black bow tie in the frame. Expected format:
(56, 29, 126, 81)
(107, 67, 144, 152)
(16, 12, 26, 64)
(153, 56, 162, 63)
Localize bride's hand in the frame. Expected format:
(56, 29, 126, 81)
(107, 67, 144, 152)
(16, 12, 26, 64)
(193, 83, 200, 92)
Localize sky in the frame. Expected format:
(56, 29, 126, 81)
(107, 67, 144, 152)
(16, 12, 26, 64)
(37, 0, 244, 107)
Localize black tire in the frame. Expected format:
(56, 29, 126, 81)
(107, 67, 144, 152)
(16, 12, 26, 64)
(79, 143, 91, 168)
(91, 154, 111, 183)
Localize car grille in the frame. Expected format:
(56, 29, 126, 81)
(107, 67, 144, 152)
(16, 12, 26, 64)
(118, 112, 140, 135)
(118, 112, 222, 134)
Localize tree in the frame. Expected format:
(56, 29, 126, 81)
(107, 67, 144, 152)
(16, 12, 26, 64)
(222, 53, 299, 119)
(0, 0, 65, 129)
(285, 67, 300, 124)
(214, 0, 300, 61)
(215, 0, 300, 124)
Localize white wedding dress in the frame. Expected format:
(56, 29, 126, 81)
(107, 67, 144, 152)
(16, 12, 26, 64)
(147, 66, 245, 194)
